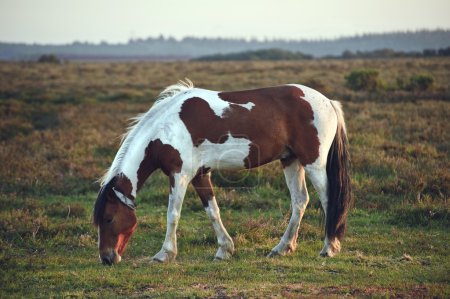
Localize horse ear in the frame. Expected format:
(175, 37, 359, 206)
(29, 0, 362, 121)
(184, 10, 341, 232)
(94, 187, 106, 225)
(93, 180, 114, 225)
(104, 187, 116, 202)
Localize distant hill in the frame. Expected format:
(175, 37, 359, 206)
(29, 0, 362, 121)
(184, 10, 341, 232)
(1, 30, 449, 61)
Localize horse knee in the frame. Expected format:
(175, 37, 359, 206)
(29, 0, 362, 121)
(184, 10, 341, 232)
(168, 210, 180, 224)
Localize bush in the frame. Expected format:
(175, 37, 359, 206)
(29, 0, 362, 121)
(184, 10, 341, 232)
(406, 74, 434, 91)
(37, 54, 61, 64)
(345, 69, 380, 91)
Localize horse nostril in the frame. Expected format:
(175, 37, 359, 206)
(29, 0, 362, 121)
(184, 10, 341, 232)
(101, 256, 113, 266)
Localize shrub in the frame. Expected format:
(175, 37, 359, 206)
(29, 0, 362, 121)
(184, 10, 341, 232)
(345, 69, 380, 91)
(37, 54, 61, 64)
(406, 73, 434, 91)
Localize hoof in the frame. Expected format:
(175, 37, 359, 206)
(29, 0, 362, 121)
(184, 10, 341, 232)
(320, 238, 341, 258)
(214, 245, 234, 261)
(268, 241, 295, 258)
(152, 250, 176, 263)
(320, 250, 337, 258)
(267, 250, 281, 258)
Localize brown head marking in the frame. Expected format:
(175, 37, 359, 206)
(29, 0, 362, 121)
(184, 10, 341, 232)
(94, 177, 137, 265)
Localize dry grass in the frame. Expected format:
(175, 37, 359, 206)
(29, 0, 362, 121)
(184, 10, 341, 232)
(1, 58, 448, 204)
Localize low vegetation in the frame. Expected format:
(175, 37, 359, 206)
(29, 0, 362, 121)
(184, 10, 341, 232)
(406, 73, 434, 91)
(345, 69, 380, 91)
(37, 54, 62, 64)
(345, 69, 436, 92)
(337, 46, 450, 59)
(194, 46, 450, 62)
(0, 58, 449, 297)
(194, 48, 313, 61)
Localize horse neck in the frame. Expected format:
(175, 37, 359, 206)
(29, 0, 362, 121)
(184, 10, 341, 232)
(111, 163, 157, 200)
(108, 97, 179, 197)
(115, 148, 158, 198)
(109, 130, 161, 198)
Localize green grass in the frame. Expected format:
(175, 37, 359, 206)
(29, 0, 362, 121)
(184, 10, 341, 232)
(1, 189, 448, 298)
(0, 58, 449, 297)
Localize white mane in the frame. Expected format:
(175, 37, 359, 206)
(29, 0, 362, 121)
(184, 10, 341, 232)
(99, 79, 194, 186)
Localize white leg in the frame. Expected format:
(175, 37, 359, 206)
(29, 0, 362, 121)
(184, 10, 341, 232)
(191, 173, 234, 260)
(205, 197, 234, 260)
(268, 160, 309, 257)
(305, 166, 340, 257)
(152, 172, 190, 262)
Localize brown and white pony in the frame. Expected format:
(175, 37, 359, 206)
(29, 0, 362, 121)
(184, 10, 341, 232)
(94, 80, 352, 265)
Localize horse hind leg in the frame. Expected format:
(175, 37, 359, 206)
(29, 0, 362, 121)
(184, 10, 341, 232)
(268, 159, 309, 257)
(191, 172, 234, 260)
(305, 165, 341, 257)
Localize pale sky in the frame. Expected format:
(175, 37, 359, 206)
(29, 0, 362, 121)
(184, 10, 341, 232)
(1, 0, 449, 44)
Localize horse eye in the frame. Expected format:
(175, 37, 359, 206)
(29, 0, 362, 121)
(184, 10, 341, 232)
(106, 218, 113, 224)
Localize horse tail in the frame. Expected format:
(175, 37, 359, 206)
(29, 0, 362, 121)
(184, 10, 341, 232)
(325, 100, 353, 242)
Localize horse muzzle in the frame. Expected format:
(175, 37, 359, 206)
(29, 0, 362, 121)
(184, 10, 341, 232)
(100, 250, 121, 265)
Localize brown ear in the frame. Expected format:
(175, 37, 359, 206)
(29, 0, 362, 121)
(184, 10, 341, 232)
(93, 180, 115, 225)
(105, 188, 117, 202)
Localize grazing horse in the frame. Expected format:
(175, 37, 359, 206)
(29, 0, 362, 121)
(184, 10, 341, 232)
(94, 80, 352, 265)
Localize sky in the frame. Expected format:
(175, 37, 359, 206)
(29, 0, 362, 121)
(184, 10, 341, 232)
(1, 0, 449, 44)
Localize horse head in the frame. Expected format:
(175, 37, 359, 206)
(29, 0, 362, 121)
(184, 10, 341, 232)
(93, 178, 137, 265)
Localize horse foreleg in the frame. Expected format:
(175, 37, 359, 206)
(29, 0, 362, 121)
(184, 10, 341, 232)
(268, 160, 309, 257)
(152, 172, 190, 263)
(191, 173, 234, 260)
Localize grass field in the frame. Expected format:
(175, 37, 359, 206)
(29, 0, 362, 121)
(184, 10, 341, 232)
(0, 58, 449, 297)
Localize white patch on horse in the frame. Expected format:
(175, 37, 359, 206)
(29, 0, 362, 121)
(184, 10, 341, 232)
(221, 101, 255, 116)
(288, 84, 337, 168)
(195, 132, 251, 170)
(236, 101, 255, 111)
(193, 90, 255, 117)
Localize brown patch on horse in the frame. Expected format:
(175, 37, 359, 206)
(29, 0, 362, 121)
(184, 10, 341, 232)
(195, 166, 211, 176)
(179, 85, 320, 168)
(137, 139, 183, 190)
(191, 172, 215, 207)
(115, 174, 133, 199)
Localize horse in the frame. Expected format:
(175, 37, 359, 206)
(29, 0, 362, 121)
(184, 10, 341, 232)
(93, 80, 352, 265)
